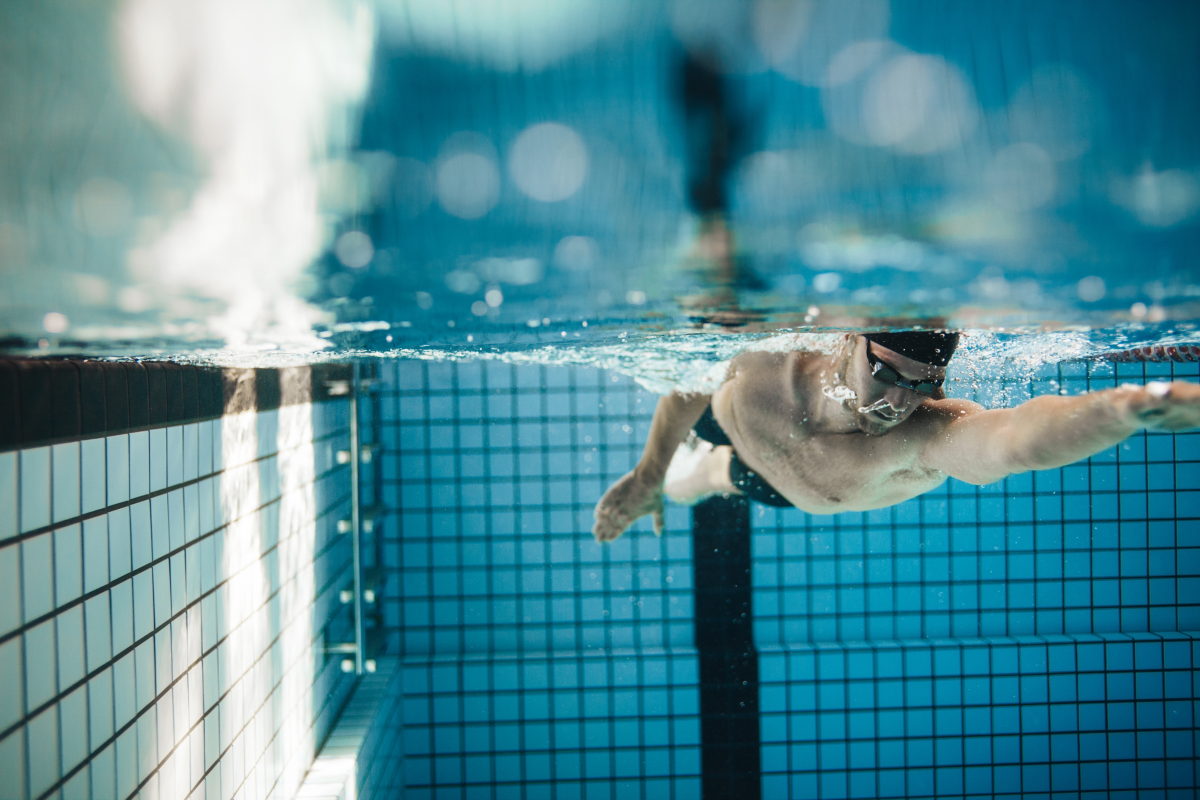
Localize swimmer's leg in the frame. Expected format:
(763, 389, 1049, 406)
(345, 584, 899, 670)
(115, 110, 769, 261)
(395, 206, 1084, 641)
(663, 435, 740, 505)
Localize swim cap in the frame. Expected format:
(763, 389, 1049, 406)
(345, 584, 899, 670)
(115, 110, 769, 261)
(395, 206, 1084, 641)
(864, 331, 960, 367)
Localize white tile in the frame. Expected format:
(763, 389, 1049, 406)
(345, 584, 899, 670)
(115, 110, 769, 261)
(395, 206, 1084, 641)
(150, 495, 169, 561)
(168, 426, 184, 488)
(54, 523, 83, 607)
(112, 652, 136, 729)
(91, 744, 115, 800)
(198, 422, 213, 478)
(129, 431, 150, 500)
(20, 446, 51, 533)
(109, 506, 133, 580)
(84, 594, 112, 672)
(149, 429, 168, 494)
(0, 544, 19, 637)
(110, 580, 134, 655)
(169, 554, 185, 618)
(89, 668, 114, 749)
(136, 709, 157, 781)
(60, 684, 89, 772)
(152, 562, 171, 628)
(0, 727, 25, 800)
(115, 725, 137, 799)
(52, 442, 81, 523)
(62, 764, 89, 800)
(133, 571, 154, 641)
(82, 517, 108, 594)
(183, 484, 200, 544)
(168, 489, 185, 551)
(154, 629, 172, 700)
(22, 532, 54, 622)
(24, 618, 57, 709)
(0, 636, 21, 730)
(134, 640, 156, 710)
(56, 604, 85, 690)
(156, 695, 174, 764)
(211, 418, 223, 473)
(198, 479, 214, 537)
(0, 452, 16, 541)
(130, 500, 152, 571)
(80, 438, 106, 515)
(27, 704, 60, 797)
(106, 435, 130, 506)
(184, 545, 201, 606)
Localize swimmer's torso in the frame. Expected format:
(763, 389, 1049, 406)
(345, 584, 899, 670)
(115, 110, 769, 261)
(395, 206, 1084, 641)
(711, 350, 950, 513)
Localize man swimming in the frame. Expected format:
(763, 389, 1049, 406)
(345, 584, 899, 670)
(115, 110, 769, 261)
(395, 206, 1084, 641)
(592, 330, 1200, 542)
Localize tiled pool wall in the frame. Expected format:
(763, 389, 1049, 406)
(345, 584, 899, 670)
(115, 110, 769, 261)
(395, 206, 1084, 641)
(0, 363, 359, 800)
(379, 357, 1199, 799)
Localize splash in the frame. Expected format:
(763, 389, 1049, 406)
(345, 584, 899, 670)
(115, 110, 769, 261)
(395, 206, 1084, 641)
(822, 384, 859, 402)
(117, 0, 375, 348)
(857, 398, 894, 414)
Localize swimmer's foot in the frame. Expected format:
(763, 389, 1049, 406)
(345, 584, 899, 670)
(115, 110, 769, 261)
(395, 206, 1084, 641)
(663, 436, 739, 505)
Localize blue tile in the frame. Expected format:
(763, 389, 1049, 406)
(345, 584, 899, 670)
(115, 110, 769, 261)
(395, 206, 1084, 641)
(24, 618, 57, 709)
(80, 438, 106, 515)
(20, 447, 51, 533)
(54, 523, 82, 607)
(149, 428, 167, 493)
(167, 425, 184, 487)
(57, 605, 85, 689)
(2, 547, 28, 636)
(107, 434, 130, 505)
(85, 594, 112, 672)
(82, 516, 108, 594)
(52, 442, 80, 523)
(0, 453, 15, 541)
(22, 532, 53, 622)
(128, 431, 149, 499)
(27, 704, 60, 797)
(60, 685, 88, 772)
(0, 637, 22, 730)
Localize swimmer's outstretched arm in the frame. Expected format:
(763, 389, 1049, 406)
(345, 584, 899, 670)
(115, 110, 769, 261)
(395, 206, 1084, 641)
(923, 381, 1200, 485)
(592, 391, 712, 542)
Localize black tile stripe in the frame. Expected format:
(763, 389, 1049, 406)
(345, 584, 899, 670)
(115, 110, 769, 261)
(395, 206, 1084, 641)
(693, 495, 761, 800)
(0, 358, 354, 452)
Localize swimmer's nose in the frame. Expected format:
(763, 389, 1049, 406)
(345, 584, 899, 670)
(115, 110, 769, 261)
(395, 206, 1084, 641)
(884, 385, 919, 413)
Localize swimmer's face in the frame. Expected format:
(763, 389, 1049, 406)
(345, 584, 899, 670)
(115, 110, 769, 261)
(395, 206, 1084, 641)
(846, 336, 947, 435)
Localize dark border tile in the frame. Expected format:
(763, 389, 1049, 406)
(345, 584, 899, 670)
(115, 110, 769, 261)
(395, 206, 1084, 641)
(126, 363, 149, 428)
(0, 360, 19, 448)
(49, 361, 81, 439)
(79, 362, 107, 436)
(16, 360, 53, 443)
(145, 362, 167, 424)
(103, 363, 130, 431)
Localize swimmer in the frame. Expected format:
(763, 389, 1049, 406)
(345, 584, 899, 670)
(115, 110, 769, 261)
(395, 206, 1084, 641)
(592, 330, 1200, 541)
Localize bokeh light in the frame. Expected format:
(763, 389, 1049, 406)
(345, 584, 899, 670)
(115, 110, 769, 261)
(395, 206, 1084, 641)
(508, 122, 588, 202)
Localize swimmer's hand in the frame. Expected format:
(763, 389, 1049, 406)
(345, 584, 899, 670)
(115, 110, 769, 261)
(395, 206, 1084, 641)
(592, 470, 665, 542)
(1125, 381, 1200, 431)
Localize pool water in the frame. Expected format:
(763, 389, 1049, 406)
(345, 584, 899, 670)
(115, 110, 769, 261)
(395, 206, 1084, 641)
(376, 355, 1199, 799)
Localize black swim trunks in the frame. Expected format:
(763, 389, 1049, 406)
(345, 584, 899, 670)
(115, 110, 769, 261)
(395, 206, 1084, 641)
(693, 405, 792, 507)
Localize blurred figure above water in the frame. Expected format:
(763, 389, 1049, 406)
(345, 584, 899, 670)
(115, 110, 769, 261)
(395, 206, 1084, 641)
(1, 0, 1199, 354)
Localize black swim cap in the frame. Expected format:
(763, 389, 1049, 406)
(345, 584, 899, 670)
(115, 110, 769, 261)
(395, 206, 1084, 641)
(864, 330, 960, 367)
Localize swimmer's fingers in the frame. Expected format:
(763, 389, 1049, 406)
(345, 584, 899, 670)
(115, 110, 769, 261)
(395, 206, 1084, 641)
(652, 505, 665, 537)
(1135, 381, 1200, 431)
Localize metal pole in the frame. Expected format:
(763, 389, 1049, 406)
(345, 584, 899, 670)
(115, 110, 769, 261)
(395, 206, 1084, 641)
(349, 360, 365, 675)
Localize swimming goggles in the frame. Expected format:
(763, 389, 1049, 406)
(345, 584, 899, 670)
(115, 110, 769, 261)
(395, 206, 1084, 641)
(867, 348, 944, 397)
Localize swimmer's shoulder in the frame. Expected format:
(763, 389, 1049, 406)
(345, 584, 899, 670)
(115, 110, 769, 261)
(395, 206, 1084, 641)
(908, 397, 987, 433)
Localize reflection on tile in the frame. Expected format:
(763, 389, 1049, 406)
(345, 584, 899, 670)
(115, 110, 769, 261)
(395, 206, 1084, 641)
(0, 544, 20, 637)
(0, 637, 22, 730)
(149, 429, 167, 493)
(82, 517, 108, 594)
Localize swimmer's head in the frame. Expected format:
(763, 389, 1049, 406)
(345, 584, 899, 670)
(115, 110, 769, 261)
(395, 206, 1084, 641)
(838, 333, 955, 435)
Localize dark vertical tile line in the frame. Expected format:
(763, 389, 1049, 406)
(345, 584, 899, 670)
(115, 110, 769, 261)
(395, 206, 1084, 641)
(692, 494, 759, 800)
